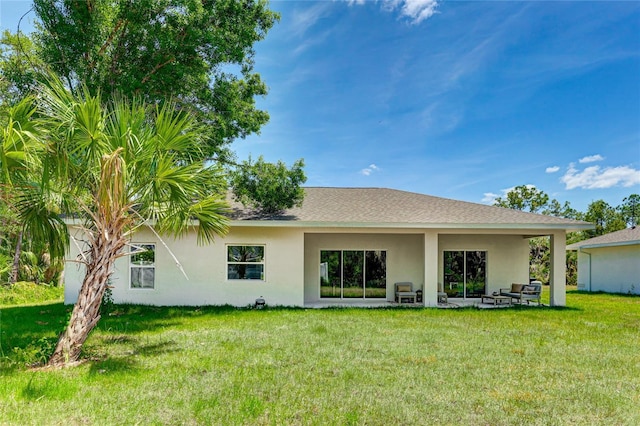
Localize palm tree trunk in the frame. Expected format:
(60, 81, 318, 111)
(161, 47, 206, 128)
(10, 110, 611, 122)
(48, 223, 125, 366)
(10, 230, 23, 284)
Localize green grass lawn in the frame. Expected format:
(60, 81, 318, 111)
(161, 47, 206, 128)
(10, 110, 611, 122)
(1, 289, 639, 425)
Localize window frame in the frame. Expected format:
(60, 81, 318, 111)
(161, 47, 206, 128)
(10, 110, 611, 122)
(129, 243, 156, 290)
(226, 244, 266, 281)
(319, 249, 387, 299)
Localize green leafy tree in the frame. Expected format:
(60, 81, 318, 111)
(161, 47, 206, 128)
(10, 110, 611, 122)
(0, 95, 46, 285)
(584, 200, 626, 238)
(231, 156, 306, 214)
(0, 0, 280, 160)
(493, 185, 549, 213)
(7, 78, 230, 366)
(0, 30, 44, 107)
(1, 1, 306, 292)
(543, 199, 581, 220)
(493, 185, 578, 284)
(619, 194, 639, 228)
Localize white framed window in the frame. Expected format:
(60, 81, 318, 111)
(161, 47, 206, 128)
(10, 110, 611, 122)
(130, 244, 155, 289)
(227, 245, 265, 280)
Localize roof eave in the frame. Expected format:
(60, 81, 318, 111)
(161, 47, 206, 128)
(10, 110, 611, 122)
(229, 220, 594, 231)
(569, 240, 640, 250)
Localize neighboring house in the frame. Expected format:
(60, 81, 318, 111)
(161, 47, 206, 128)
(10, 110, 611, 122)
(567, 227, 640, 295)
(65, 187, 592, 307)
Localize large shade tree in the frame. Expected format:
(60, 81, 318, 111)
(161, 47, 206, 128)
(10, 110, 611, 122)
(10, 78, 230, 366)
(30, 0, 278, 160)
(1, 1, 306, 286)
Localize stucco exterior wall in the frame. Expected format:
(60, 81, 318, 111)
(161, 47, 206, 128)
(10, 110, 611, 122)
(304, 232, 424, 302)
(576, 245, 640, 294)
(65, 225, 305, 306)
(438, 234, 530, 292)
(64, 224, 538, 307)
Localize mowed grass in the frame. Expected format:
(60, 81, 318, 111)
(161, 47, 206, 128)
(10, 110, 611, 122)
(0, 282, 63, 306)
(1, 289, 639, 425)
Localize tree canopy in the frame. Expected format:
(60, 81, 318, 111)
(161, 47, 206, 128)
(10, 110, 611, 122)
(5, 0, 279, 160)
(0, 0, 308, 282)
(493, 185, 549, 214)
(230, 155, 306, 214)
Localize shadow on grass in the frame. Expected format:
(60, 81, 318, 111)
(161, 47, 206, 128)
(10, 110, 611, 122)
(21, 372, 78, 401)
(0, 302, 235, 368)
(85, 338, 180, 376)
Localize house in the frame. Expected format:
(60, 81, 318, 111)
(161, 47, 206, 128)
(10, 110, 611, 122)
(64, 187, 592, 307)
(567, 227, 640, 295)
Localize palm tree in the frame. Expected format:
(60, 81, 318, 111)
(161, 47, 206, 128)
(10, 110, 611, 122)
(0, 96, 54, 285)
(11, 78, 230, 366)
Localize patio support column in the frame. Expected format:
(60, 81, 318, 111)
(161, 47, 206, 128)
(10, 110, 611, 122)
(549, 231, 567, 307)
(424, 231, 439, 307)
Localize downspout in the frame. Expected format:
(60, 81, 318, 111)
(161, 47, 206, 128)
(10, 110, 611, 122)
(579, 248, 592, 292)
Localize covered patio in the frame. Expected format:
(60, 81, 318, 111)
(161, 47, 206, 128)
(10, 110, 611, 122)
(303, 229, 571, 308)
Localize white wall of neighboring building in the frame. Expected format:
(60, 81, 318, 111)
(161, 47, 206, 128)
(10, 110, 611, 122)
(576, 245, 640, 294)
(65, 225, 305, 307)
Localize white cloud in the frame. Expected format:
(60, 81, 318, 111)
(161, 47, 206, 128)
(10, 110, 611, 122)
(396, 0, 439, 24)
(360, 164, 380, 176)
(545, 166, 560, 173)
(561, 163, 640, 190)
(291, 2, 332, 37)
(578, 154, 604, 164)
(481, 192, 499, 204)
(343, 0, 439, 24)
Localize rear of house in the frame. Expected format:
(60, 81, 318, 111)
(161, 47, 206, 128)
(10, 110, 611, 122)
(65, 187, 593, 307)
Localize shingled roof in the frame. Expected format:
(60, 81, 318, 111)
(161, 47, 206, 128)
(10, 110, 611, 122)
(229, 187, 592, 230)
(567, 226, 640, 249)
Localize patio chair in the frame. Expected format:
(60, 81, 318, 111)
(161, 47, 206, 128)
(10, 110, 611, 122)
(395, 282, 417, 304)
(499, 282, 542, 305)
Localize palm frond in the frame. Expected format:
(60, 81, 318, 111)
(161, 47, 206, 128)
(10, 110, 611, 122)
(14, 184, 68, 260)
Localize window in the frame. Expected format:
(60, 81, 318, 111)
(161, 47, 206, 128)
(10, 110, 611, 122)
(443, 250, 486, 298)
(227, 245, 265, 280)
(130, 244, 155, 289)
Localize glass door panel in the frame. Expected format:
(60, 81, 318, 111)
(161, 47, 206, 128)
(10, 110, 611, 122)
(320, 250, 387, 299)
(343, 251, 364, 298)
(444, 251, 464, 298)
(465, 251, 486, 298)
(365, 250, 387, 298)
(320, 250, 341, 298)
(444, 250, 487, 298)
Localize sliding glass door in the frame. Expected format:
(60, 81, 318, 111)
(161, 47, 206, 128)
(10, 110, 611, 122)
(444, 250, 486, 298)
(320, 250, 386, 299)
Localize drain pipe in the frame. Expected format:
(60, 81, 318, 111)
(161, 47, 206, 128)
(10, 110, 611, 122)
(579, 248, 592, 292)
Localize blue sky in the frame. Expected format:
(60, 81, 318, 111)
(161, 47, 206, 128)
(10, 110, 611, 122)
(2, 0, 639, 212)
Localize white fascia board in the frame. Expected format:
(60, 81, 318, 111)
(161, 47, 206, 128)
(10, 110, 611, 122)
(229, 220, 593, 232)
(574, 240, 640, 250)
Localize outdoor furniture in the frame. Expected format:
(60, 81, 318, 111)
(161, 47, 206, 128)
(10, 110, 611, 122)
(499, 282, 542, 305)
(481, 294, 512, 306)
(395, 282, 417, 304)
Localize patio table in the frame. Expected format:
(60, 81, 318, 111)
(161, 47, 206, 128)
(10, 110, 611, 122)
(481, 294, 513, 306)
